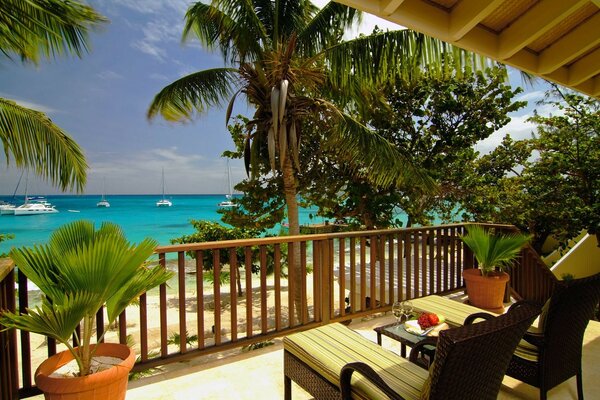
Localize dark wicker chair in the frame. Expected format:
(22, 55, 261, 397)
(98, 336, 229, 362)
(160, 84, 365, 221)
(505, 272, 600, 400)
(335, 301, 540, 400)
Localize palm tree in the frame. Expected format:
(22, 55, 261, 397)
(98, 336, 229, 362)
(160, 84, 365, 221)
(148, 0, 485, 322)
(0, 0, 107, 191)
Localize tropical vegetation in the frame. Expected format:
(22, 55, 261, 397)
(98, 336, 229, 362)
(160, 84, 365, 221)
(148, 0, 487, 322)
(0, 0, 106, 191)
(459, 86, 600, 251)
(460, 225, 532, 276)
(0, 220, 173, 377)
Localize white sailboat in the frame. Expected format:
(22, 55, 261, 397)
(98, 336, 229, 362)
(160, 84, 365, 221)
(1, 170, 24, 215)
(96, 178, 110, 208)
(156, 168, 172, 207)
(13, 173, 58, 215)
(218, 161, 237, 207)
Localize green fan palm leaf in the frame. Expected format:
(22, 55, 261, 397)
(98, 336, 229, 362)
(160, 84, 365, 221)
(0, 221, 173, 376)
(461, 225, 532, 276)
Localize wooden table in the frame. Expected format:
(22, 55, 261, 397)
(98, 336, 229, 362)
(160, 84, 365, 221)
(374, 295, 494, 359)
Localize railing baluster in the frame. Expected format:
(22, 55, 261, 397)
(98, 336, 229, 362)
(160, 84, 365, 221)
(18, 270, 32, 388)
(288, 242, 295, 326)
(339, 238, 345, 317)
(274, 244, 281, 330)
(360, 237, 366, 310)
(379, 235, 385, 306)
(450, 227, 456, 289)
(414, 231, 420, 298)
(259, 245, 267, 334)
(436, 227, 442, 293)
(397, 233, 403, 301)
(159, 253, 168, 357)
(177, 251, 186, 353)
(405, 232, 412, 299)
(388, 235, 394, 304)
(229, 248, 238, 342)
(301, 242, 308, 323)
(140, 294, 148, 361)
(213, 249, 221, 346)
(349, 237, 356, 313)
(421, 229, 428, 296)
(197, 250, 205, 349)
(313, 240, 321, 322)
(244, 247, 252, 339)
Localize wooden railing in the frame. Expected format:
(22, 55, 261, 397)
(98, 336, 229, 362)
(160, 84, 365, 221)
(0, 259, 17, 400)
(0, 223, 553, 398)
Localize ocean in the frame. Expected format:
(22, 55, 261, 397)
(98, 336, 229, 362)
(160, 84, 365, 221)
(0, 195, 321, 254)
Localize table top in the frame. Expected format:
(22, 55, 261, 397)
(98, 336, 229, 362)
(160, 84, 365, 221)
(375, 295, 494, 347)
(375, 321, 436, 345)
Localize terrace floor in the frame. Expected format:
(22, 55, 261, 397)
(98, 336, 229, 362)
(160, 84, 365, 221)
(120, 313, 599, 399)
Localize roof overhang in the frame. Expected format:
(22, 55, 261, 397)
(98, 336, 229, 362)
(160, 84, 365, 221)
(335, 0, 600, 99)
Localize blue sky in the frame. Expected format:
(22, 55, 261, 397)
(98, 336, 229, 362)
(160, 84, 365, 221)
(0, 0, 551, 196)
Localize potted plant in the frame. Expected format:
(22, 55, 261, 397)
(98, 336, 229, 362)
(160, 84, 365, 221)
(461, 225, 531, 313)
(0, 220, 173, 400)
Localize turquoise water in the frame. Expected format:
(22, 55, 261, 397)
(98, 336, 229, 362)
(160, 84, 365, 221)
(0, 195, 321, 254)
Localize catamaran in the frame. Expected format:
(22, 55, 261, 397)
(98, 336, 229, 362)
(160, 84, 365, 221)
(97, 178, 110, 207)
(156, 168, 172, 207)
(218, 160, 237, 207)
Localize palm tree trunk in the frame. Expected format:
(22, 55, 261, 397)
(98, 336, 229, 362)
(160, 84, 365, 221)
(281, 156, 302, 324)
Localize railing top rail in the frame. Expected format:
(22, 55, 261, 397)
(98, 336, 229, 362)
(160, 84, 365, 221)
(0, 258, 15, 282)
(154, 222, 516, 254)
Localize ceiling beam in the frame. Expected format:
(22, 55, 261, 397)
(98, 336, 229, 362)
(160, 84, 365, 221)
(380, 0, 405, 15)
(498, 0, 588, 59)
(538, 13, 600, 74)
(593, 76, 600, 96)
(449, 0, 503, 41)
(568, 48, 600, 85)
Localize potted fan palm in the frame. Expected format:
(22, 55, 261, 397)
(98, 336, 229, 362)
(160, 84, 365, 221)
(461, 225, 531, 313)
(0, 220, 173, 400)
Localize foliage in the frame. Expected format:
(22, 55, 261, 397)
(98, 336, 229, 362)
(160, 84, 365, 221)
(0, 220, 173, 377)
(460, 225, 532, 276)
(303, 67, 525, 228)
(167, 330, 198, 348)
(0, 233, 14, 257)
(0, 0, 106, 192)
(460, 87, 600, 251)
(170, 220, 287, 278)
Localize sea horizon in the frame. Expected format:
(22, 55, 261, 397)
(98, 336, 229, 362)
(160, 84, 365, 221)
(0, 194, 324, 254)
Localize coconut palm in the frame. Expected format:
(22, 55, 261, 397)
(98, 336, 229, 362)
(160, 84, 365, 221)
(148, 0, 485, 322)
(0, 0, 106, 191)
(0, 220, 174, 377)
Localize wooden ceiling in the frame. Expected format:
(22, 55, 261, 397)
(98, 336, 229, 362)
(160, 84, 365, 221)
(335, 0, 600, 98)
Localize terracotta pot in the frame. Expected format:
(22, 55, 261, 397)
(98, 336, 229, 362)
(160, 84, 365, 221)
(462, 268, 509, 313)
(35, 343, 135, 400)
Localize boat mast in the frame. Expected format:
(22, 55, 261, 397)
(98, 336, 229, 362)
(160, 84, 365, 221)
(227, 160, 233, 199)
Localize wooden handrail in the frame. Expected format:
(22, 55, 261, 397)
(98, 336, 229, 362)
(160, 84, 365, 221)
(0, 258, 14, 282)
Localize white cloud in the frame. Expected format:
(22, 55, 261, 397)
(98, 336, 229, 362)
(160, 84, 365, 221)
(96, 70, 123, 80)
(515, 90, 544, 103)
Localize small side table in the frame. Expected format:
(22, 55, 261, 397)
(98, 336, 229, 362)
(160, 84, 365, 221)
(374, 322, 437, 360)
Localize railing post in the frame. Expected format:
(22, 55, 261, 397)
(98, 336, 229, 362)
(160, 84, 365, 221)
(319, 239, 331, 325)
(0, 258, 18, 400)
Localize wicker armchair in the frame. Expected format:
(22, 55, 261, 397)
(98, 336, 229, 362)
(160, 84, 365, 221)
(505, 272, 600, 400)
(339, 301, 540, 400)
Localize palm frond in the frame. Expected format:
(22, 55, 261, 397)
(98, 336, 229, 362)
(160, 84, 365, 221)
(105, 265, 173, 322)
(0, 0, 107, 64)
(334, 112, 436, 191)
(297, 2, 360, 57)
(325, 30, 490, 91)
(183, 2, 264, 64)
(147, 68, 239, 122)
(461, 225, 532, 274)
(0, 98, 87, 191)
(0, 293, 97, 343)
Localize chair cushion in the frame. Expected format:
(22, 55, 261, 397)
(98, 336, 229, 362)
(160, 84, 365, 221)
(527, 298, 550, 335)
(513, 338, 539, 362)
(284, 323, 428, 400)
